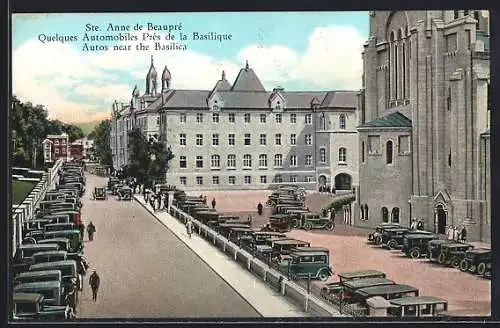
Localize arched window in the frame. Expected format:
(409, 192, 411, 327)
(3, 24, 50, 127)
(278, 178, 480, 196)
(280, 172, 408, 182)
(391, 207, 400, 223)
(319, 148, 326, 163)
(320, 113, 326, 130)
(402, 41, 406, 98)
(364, 204, 369, 220)
(382, 207, 389, 223)
(211, 155, 220, 168)
(361, 206, 365, 220)
(338, 147, 347, 163)
(339, 114, 346, 130)
(386, 140, 393, 164)
(390, 31, 396, 101)
(361, 142, 365, 163)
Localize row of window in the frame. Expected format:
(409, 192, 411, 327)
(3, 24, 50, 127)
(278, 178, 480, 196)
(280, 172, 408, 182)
(179, 175, 315, 185)
(53, 148, 66, 154)
(180, 113, 313, 124)
(361, 136, 410, 164)
(180, 133, 314, 146)
(179, 154, 316, 168)
(359, 205, 401, 223)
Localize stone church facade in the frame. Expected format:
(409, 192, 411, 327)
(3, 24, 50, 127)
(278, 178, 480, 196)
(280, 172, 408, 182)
(354, 10, 490, 243)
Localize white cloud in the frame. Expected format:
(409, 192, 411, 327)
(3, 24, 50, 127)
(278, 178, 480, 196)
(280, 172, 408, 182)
(12, 24, 365, 123)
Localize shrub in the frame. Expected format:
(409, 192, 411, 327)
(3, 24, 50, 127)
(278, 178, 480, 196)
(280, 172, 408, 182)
(327, 195, 356, 213)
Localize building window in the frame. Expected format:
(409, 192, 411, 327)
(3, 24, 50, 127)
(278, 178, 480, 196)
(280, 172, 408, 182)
(275, 114, 282, 123)
(228, 176, 236, 185)
(156, 117, 160, 125)
(290, 134, 296, 145)
(275, 175, 283, 183)
(454, 10, 459, 19)
(290, 155, 297, 167)
(339, 114, 346, 129)
(290, 113, 297, 123)
(196, 156, 203, 168)
(305, 114, 312, 124)
(243, 154, 252, 168)
(211, 155, 220, 168)
(319, 113, 326, 130)
(398, 136, 410, 154)
(180, 177, 187, 185)
(244, 113, 251, 123)
(305, 176, 314, 182)
(244, 134, 251, 146)
(213, 105, 219, 111)
(180, 113, 186, 123)
(305, 134, 312, 145)
(338, 147, 346, 163)
(196, 134, 203, 146)
(447, 87, 451, 111)
(305, 154, 313, 166)
(54, 140, 59, 146)
(179, 156, 187, 168)
(391, 207, 400, 223)
(55, 148, 60, 154)
(382, 207, 389, 223)
(196, 113, 203, 123)
(260, 134, 267, 145)
(260, 175, 267, 184)
(364, 204, 369, 220)
(361, 142, 365, 163)
(196, 177, 203, 185)
(361, 206, 365, 220)
(228, 134, 235, 146)
(260, 114, 266, 123)
(274, 154, 283, 167)
(259, 154, 268, 167)
(212, 134, 219, 146)
(463, 10, 470, 16)
(320, 148, 326, 163)
(227, 154, 236, 168)
(290, 175, 297, 183)
(179, 134, 186, 146)
(368, 135, 380, 154)
(448, 151, 452, 167)
(212, 176, 220, 185)
(386, 140, 393, 164)
(244, 176, 252, 184)
(275, 134, 282, 145)
(229, 113, 235, 123)
(213, 113, 219, 123)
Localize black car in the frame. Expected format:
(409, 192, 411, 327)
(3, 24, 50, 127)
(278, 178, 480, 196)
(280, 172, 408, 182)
(436, 243, 474, 268)
(401, 234, 440, 258)
(459, 249, 491, 276)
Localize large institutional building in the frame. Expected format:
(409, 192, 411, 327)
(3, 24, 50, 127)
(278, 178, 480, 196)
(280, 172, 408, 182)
(353, 10, 490, 242)
(110, 58, 359, 191)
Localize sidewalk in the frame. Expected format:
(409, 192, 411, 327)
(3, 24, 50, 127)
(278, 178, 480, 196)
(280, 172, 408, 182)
(134, 196, 309, 318)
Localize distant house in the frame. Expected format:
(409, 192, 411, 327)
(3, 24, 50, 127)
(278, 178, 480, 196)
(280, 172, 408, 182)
(70, 139, 84, 160)
(42, 133, 70, 163)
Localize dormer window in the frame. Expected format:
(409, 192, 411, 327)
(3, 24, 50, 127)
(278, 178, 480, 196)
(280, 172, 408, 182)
(213, 105, 219, 111)
(275, 101, 281, 110)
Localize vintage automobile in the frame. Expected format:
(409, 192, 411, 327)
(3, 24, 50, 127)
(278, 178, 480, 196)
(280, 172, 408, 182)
(92, 187, 107, 200)
(32, 250, 68, 264)
(217, 223, 251, 238)
(41, 214, 71, 224)
(14, 270, 62, 286)
(13, 281, 65, 306)
(320, 269, 388, 299)
(66, 253, 90, 276)
(367, 223, 403, 243)
(427, 239, 456, 262)
(44, 223, 76, 233)
(436, 243, 474, 268)
(12, 293, 74, 320)
(351, 284, 419, 305)
(279, 247, 332, 281)
(323, 277, 397, 303)
(46, 210, 80, 224)
(378, 228, 435, 250)
(37, 238, 71, 252)
(228, 227, 255, 245)
(193, 211, 220, 224)
(30, 260, 82, 291)
(243, 232, 286, 253)
(401, 234, 440, 258)
(39, 200, 66, 211)
(48, 203, 79, 212)
(267, 214, 293, 232)
(388, 296, 448, 317)
(12, 244, 61, 276)
(117, 186, 133, 200)
(43, 230, 83, 253)
(459, 248, 491, 276)
(111, 183, 124, 196)
(295, 213, 335, 231)
(270, 238, 311, 258)
(23, 219, 52, 234)
(274, 204, 304, 215)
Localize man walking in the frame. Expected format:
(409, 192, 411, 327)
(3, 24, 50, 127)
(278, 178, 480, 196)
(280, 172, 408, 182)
(257, 202, 263, 216)
(186, 218, 193, 238)
(211, 198, 216, 210)
(87, 221, 96, 241)
(89, 269, 100, 302)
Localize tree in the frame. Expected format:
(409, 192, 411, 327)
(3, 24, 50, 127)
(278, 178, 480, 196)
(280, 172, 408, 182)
(127, 127, 150, 185)
(91, 120, 113, 167)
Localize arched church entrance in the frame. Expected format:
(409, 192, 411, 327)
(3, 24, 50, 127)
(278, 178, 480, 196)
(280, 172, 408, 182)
(334, 173, 352, 190)
(435, 204, 447, 234)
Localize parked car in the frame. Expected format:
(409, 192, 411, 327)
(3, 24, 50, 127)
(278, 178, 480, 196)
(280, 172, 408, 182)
(29, 260, 82, 291)
(14, 270, 62, 286)
(44, 223, 76, 233)
(12, 293, 74, 320)
(388, 296, 448, 317)
(351, 284, 419, 305)
(380, 228, 435, 250)
(32, 251, 68, 264)
(279, 247, 332, 281)
(270, 238, 311, 258)
(228, 227, 255, 245)
(337, 277, 396, 302)
(117, 187, 133, 200)
(13, 244, 60, 275)
(267, 214, 293, 232)
(321, 269, 387, 299)
(42, 230, 83, 253)
(92, 187, 107, 200)
(194, 211, 220, 224)
(367, 223, 402, 243)
(401, 234, 440, 258)
(217, 223, 251, 238)
(427, 239, 455, 262)
(13, 281, 65, 306)
(37, 238, 71, 253)
(295, 213, 334, 231)
(436, 243, 474, 268)
(459, 249, 491, 276)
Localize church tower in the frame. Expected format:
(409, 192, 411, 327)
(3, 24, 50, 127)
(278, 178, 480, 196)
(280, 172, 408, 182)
(162, 65, 171, 92)
(146, 55, 158, 96)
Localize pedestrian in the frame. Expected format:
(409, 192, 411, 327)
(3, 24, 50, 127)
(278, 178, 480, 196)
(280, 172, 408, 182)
(332, 187, 336, 194)
(417, 220, 424, 230)
(156, 194, 161, 211)
(143, 189, 147, 202)
(211, 198, 216, 210)
(186, 218, 193, 238)
(248, 214, 253, 225)
(453, 226, 459, 242)
(203, 196, 207, 205)
(89, 269, 100, 302)
(87, 221, 96, 241)
(329, 209, 335, 222)
(446, 225, 453, 240)
(460, 226, 467, 242)
(65, 278, 78, 310)
(326, 185, 331, 194)
(149, 193, 156, 210)
(410, 219, 417, 230)
(257, 202, 263, 216)
(78, 222, 85, 239)
(164, 193, 169, 210)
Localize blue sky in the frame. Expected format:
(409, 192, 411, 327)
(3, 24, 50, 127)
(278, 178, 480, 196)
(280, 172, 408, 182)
(12, 12, 369, 123)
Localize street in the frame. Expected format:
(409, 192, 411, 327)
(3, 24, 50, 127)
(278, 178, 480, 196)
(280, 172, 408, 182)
(76, 174, 260, 318)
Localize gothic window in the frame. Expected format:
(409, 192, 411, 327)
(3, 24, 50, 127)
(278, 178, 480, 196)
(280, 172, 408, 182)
(339, 114, 346, 129)
(386, 140, 393, 164)
(338, 147, 347, 163)
(402, 42, 406, 98)
(361, 206, 365, 220)
(382, 207, 389, 223)
(391, 207, 400, 223)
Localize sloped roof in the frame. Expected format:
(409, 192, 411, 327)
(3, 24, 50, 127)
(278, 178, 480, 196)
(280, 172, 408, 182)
(162, 90, 211, 108)
(322, 91, 358, 108)
(231, 66, 266, 92)
(359, 111, 412, 128)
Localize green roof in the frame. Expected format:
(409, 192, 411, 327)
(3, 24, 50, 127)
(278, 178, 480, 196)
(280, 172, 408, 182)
(338, 269, 386, 279)
(359, 111, 412, 128)
(343, 278, 395, 290)
(355, 284, 418, 297)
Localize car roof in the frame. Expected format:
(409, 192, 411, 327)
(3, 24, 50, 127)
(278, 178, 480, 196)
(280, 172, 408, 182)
(270, 214, 290, 218)
(44, 229, 81, 235)
(292, 246, 329, 253)
(19, 244, 59, 250)
(253, 232, 285, 236)
(13, 292, 44, 303)
(30, 260, 77, 269)
(14, 281, 61, 290)
(385, 228, 409, 232)
(273, 239, 308, 245)
(16, 270, 62, 279)
(389, 296, 447, 306)
(355, 284, 418, 296)
(219, 223, 250, 228)
(404, 234, 438, 239)
(32, 250, 67, 257)
(230, 227, 254, 232)
(429, 239, 453, 244)
(469, 248, 491, 254)
(44, 223, 75, 226)
(343, 278, 395, 289)
(338, 269, 386, 279)
(38, 238, 70, 243)
(442, 243, 473, 248)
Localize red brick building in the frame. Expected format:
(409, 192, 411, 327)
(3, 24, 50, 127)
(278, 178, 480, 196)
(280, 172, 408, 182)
(42, 133, 70, 163)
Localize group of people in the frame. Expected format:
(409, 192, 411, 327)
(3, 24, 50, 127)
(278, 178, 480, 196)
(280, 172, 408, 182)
(143, 189, 170, 212)
(197, 194, 217, 210)
(318, 185, 336, 194)
(446, 225, 468, 243)
(410, 219, 425, 230)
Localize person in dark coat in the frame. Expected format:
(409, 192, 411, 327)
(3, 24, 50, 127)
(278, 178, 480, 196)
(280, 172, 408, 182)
(87, 222, 96, 241)
(460, 226, 467, 242)
(78, 223, 85, 239)
(89, 269, 100, 302)
(417, 220, 424, 230)
(257, 202, 263, 216)
(203, 196, 207, 205)
(211, 198, 216, 210)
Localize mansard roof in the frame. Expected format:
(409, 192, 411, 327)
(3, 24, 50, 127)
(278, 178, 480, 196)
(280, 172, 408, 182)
(359, 111, 412, 128)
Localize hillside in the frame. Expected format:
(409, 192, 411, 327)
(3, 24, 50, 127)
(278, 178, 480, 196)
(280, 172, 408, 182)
(75, 120, 101, 136)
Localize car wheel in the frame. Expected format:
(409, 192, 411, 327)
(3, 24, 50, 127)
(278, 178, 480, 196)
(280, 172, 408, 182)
(304, 222, 313, 230)
(318, 270, 329, 281)
(292, 219, 300, 228)
(410, 248, 420, 259)
(437, 253, 446, 264)
(459, 259, 469, 272)
(375, 235, 383, 245)
(325, 222, 334, 231)
(451, 257, 461, 269)
(387, 240, 398, 250)
(477, 262, 487, 276)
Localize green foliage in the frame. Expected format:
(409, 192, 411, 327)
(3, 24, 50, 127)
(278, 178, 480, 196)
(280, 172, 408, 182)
(12, 180, 36, 205)
(91, 120, 113, 167)
(327, 195, 356, 213)
(11, 96, 85, 169)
